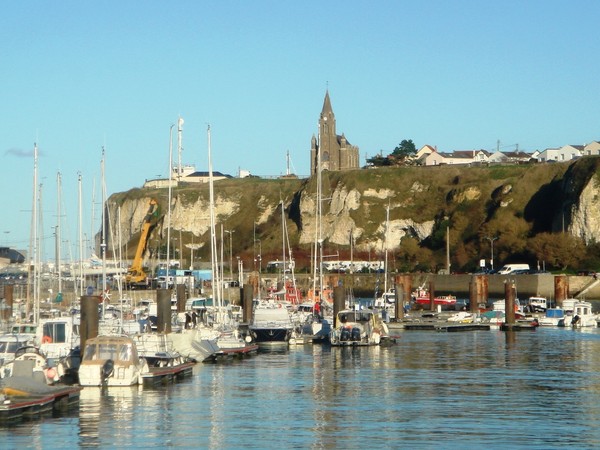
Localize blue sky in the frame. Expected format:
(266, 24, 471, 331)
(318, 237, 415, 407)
(2, 1, 600, 258)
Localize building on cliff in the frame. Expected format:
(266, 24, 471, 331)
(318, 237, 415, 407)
(310, 90, 360, 174)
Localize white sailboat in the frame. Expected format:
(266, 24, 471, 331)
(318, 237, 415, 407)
(170, 124, 257, 361)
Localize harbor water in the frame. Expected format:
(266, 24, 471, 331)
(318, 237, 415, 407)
(3, 327, 600, 449)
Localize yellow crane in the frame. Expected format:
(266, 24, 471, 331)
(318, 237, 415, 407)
(125, 198, 159, 288)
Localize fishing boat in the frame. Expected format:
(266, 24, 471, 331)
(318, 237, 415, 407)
(569, 301, 597, 328)
(78, 335, 147, 387)
(329, 308, 388, 347)
(412, 288, 457, 308)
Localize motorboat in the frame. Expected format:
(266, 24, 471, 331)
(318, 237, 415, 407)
(412, 288, 457, 308)
(329, 308, 388, 347)
(538, 308, 570, 327)
(524, 296, 550, 313)
(78, 335, 147, 387)
(569, 301, 597, 328)
(131, 333, 194, 384)
(249, 301, 293, 344)
(37, 315, 80, 361)
(0, 333, 35, 367)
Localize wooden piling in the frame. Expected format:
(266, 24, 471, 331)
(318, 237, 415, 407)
(176, 284, 186, 313)
(397, 274, 412, 311)
(333, 285, 345, 328)
(505, 281, 516, 325)
(394, 280, 405, 321)
(156, 288, 172, 334)
(242, 285, 253, 323)
(429, 280, 435, 312)
(478, 275, 489, 308)
(2, 284, 13, 321)
(80, 295, 99, 358)
(469, 277, 477, 313)
(554, 275, 568, 308)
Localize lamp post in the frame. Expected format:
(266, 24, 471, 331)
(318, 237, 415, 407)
(486, 236, 498, 270)
(186, 243, 201, 270)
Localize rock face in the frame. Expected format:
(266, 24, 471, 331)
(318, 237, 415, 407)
(105, 158, 600, 267)
(569, 173, 600, 244)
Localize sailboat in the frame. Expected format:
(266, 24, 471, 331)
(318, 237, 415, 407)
(374, 204, 397, 320)
(170, 124, 257, 361)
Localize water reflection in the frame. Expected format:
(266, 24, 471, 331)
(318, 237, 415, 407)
(5, 329, 600, 448)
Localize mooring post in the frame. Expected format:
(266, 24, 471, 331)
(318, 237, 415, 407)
(429, 280, 435, 312)
(156, 288, 172, 334)
(554, 275, 568, 308)
(333, 285, 345, 328)
(505, 281, 516, 325)
(80, 295, 99, 360)
(395, 279, 404, 321)
(242, 285, 254, 324)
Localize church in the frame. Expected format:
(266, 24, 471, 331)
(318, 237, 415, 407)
(310, 91, 360, 173)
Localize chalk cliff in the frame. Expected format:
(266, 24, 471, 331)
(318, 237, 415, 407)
(104, 157, 600, 271)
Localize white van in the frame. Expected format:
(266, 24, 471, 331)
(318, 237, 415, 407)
(497, 263, 530, 275)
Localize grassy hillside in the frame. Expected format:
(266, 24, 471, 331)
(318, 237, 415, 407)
(111, 158, 600, 274)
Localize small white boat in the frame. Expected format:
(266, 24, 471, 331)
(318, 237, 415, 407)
(524, 296, 550, 313)
(538, 308, 570, 327)
(78, 335, 147, 387)
(570, 301, 597, 328)
(0, 334, 35, 367)
(330, 309, 388, 347)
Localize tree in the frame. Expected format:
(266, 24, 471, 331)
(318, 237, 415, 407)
(527, 232, 584, 270)
(391, 139, 417, 161)
(366, 153, 392, 167)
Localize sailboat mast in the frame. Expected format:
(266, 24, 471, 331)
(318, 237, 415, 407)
(27, 143, 38, 323)
(100, 148, 107, 314)
(166, 124, 174, 288)
(56, 171, 62, 297)
(177, 116, 184, 182)
(78, 173, 84, 296)
(207, 125, 221, 308)
(36, 180, 44, 325)
(312, 121, 322, 300)
(281, 199, 286, 280)
(383, 204, 390, 295)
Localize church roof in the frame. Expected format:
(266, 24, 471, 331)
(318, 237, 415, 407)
(321, 90, 333, 117)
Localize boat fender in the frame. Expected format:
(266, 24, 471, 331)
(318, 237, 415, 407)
(278, 304, 282, 308)
(45, 367, 57, 381)
(42, 336, 52, 344)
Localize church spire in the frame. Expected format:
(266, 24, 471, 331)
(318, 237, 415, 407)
(321, 89, 333, 118)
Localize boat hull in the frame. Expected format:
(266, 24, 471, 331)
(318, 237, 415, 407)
(249, 327, 292, 343)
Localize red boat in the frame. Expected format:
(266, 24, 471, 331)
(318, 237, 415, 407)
(412, 288, 457, 306)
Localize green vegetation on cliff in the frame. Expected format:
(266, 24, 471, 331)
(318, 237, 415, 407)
(111, 157, 600, 274)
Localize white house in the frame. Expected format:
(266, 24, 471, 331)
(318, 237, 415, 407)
(537, 145, 582, 162)
(421, 149, 489, 166)
(583, 141, 600, 156)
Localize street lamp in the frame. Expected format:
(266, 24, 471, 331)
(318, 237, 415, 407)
(186, 243, 201, 270)
(253, 238, 262, 273)
(485, 236, 498, 270)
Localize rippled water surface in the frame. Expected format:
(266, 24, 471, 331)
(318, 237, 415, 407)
(4, 328, 600, 449)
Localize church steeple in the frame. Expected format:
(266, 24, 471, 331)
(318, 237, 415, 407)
(311, 90, 359, 174)
(321, 89, 334, 118)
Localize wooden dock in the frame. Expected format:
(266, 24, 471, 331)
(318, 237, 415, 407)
(0, 384, 81, 424)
